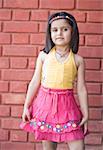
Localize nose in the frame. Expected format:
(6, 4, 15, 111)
(57, 29, 62, 35)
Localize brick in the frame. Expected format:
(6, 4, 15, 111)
(10, 81, 27, 93)
(85, 71, 103, 82)
(0, 47, 3, 56)
(101, 59, 103, 70)
(1, 69, 34, 81)
(86, 83, 101, 94)
(102, 83, 103, 94)
(40, 0, 74, 9)
(70, 11, 86, 22)
(1, 118, 21, 129)
(85, 35, 102, 46)
(87, 11, 103, 22)
(0, 9, 11, 20)
(13, 10, 29, 21)
(85, 59, 100, 70)
(0, 105, 10, 116)
(89, 108, 102, 120)
(3, 45, 37, 56)
(0, 0, 2, 7)
(85, 134, 102, 145)
(0, 81, 8, 92)
(88, 120, 103, 132)
(79, 47, 103, 58)
(30, 33, 45, 45)
(10, 57, 27, 69)
(28, 133, 35, 142)
(28, 57, 37, 69)
(37, 46, 44, 54)
(88, 95, 103, 107)
(3, 21, 38, 33)
(11, 105, 23, 117)
(0, 57, 9, 68)
(10, 130, 27, 142)
(31, 10, 48, 21)
(102, 84, 103, 94)
(76, 0, 103, 10)
(3, 0, 38, 8)
(78, 23, 103, 34)
(12, 33, 29, 44)
(0, 129, 8, 141)
(1, 142, 35, 150)
(0, 21, 2, 31)
(39, 22, 47, 33)
(1, 93, 25, 104)
(79, 35, 85, 46)
(0, 70, 1, 78)
(0, 33, 11, 44)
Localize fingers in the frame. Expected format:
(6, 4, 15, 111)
(27, 111, 31, 121)
(22, 108, 31, 123)
(79, 117, 87, 127)
(79, 116, 88, 126)
(84, 123, 88, 135)
(22, 114, 27, 123)
(78, 117, 89, 135)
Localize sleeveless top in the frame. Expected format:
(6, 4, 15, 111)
(41, 47, 77, 89)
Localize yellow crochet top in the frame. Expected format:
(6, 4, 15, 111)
(41, 47, 77, 89)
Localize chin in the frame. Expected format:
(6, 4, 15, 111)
(55, 43, 68, 47)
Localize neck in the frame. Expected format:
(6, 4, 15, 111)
(55, 45, 70, 53)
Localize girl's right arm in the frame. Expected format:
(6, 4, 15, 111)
(22, 51, 44, 122)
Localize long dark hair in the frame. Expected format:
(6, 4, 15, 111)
(43, 12, 79, 54)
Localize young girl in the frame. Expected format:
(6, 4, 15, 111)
(20, 12, 89, 150)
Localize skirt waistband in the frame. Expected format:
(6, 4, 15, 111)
(40, 85, 73, 95)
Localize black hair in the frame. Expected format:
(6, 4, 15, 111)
(43, 12, 79, 54)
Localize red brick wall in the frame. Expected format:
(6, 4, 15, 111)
(0, 0, 103, 150)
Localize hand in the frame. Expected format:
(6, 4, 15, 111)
(79, 117, 88, 135)
(22, 107, 31, 123)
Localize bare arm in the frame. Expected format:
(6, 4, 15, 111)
(76, 56, 89, 133)
(24, 52, 43, 109)
(22, 51, 43, 122)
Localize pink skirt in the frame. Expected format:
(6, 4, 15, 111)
(20, 85, 85, 142)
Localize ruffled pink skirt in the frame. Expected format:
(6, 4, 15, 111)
(20, 85, 85, 142)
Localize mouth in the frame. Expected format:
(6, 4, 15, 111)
(56, 37, 64, 40)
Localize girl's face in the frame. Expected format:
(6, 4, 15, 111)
(51, 19, 72, 48)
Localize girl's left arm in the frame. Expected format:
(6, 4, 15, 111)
(77, 56, 89, 132)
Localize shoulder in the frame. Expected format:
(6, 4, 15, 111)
(74, 54, 84, 68)
(38, 51, 48, 63)
(38, 48, 54, 63)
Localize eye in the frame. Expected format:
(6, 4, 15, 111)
(51, 28, 58, 32)
(63, 27, 69, 31)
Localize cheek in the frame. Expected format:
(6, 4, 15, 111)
(51, 33, 55, 41)
(66, 31, 72, 39)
